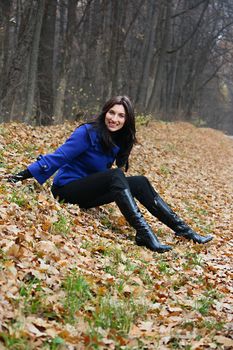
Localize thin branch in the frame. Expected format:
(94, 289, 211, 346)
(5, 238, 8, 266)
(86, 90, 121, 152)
(124, 0, 145, 40)
(167, 0, 209, 54)
(197, 62, 224, 91)
(171, 0, 209, 19)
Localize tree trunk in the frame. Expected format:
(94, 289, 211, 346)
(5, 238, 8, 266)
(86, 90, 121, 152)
(58, 0, 78, 119)
(53, 0, 67, 122)
(24, 0, 46, 123)
(136, 4, 158, 111)
(147, 0, 172, 114)
(1, 1, 37, 121)
(0, 0, 13, 115)
(37, 0, 57, 125)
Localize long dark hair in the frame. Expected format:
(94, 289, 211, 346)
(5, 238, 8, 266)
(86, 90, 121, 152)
(93, 95, 137, 169)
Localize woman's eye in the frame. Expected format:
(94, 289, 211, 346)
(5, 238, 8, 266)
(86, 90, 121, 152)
(109, 110, 114, 115)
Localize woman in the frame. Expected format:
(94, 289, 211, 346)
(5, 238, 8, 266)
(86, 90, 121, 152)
(8, 96, 213, 253)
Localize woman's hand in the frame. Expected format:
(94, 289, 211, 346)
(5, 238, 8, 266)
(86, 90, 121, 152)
(7, 169, 32, 183)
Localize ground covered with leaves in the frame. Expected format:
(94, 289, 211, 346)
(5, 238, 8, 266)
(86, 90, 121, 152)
(0, 121, 232, 350)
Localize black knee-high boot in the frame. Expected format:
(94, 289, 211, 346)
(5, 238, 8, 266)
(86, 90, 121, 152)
(148, 194, 213, 244)
(115, 189, 172, 253)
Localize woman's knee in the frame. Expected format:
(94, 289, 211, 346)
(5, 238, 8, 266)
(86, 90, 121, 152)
(127, 175, 157, 198)
(129, 175, 149, 187)
(138, 175, 149, 184)
(110, 168, 129, 190)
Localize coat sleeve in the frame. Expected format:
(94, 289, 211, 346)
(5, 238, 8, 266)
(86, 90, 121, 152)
(28, 125, 91, 185)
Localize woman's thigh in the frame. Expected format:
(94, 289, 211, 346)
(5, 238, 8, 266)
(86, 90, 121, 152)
(52, 171, 113, 207)
(52, 168, 129, 208)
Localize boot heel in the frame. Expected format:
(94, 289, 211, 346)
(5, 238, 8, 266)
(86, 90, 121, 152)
(135, 232, 172, 253)
(135, 237, 144, 246)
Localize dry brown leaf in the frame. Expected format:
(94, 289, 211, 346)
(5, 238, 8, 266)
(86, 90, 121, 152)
(214, 335, 233, 347)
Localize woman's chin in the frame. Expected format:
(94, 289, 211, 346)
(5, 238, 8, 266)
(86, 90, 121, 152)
(107, 126, 119, 132)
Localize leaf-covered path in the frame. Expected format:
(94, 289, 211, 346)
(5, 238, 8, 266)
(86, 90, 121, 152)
(0, 121, 232, 350)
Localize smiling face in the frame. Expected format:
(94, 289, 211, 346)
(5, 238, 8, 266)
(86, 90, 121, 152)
(105, 104, 126, 132)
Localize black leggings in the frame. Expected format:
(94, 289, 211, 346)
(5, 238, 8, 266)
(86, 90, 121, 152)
(51, 168, 158, 210)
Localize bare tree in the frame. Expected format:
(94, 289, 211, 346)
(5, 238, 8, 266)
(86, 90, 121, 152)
(37, 0, 57, 125)
(24, 0, 46, 122)
(0, 0, 37, 121)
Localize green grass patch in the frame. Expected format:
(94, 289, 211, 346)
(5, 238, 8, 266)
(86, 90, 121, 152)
(157, 258, 175, 276)
(194, 288, 222, 316)
(42, 336, 65, 350)
(62, 271, 93, 323)
(168, 335, 192, 349)
(182, 252, 203, 269)
(199, 319, 225, 331)
(103, 246, 126, 276)
(0, 149, 6, 167)
(91, 296, 147, 336)
(9, 190, 28, 207)
(0, 332, 31, 350)
(136, 114, 152, 126)
(19, 277, 44, 315)
(7, 185, 38, 208)
(159, 164, 171, 176)
(51, 214, 73, 236)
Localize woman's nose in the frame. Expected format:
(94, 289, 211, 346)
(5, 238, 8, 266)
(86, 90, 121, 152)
(111, 114, 118, 120)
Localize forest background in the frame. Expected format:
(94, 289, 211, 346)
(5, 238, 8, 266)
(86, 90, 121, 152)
(1, 0, 233, 134)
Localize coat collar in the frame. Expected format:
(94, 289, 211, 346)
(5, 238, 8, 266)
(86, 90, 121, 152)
(85, 124, 120, 154)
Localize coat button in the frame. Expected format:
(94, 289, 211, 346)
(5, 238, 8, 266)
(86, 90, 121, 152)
(42, 165, 47, 169)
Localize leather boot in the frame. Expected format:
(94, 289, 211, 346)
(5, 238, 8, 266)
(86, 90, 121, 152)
(115, 189, 172, 253)
(148, 195, 213, 244)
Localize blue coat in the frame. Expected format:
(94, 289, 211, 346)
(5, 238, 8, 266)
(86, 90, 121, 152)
(28, 124, 120, 186)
